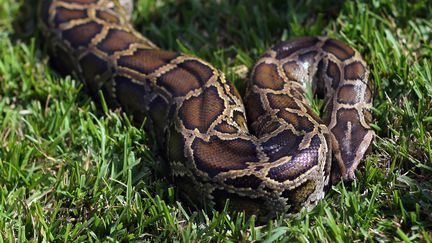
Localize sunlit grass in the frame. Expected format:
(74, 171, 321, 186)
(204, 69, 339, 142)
(0, 0, 431, 241)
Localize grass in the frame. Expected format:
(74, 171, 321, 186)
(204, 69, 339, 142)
(0, 0, 431, 241)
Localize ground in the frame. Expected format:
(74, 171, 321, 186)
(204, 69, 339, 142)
(0, 0, 431, 241)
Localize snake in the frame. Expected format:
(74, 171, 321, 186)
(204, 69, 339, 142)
(37, 0, 374, 220)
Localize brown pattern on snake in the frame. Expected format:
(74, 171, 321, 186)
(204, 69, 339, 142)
(38, 0, 374, 220)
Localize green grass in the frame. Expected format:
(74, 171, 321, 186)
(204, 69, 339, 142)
(1, 0, 431, 241)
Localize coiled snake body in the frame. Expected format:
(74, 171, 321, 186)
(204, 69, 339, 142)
(38, 0, 374, 219)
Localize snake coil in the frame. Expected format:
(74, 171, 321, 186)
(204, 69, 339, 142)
(38, 0, 374, 219)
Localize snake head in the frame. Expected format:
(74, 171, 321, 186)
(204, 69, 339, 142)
(329, 106, 374, 181)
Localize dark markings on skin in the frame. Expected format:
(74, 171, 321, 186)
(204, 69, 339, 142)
(255, 166, 264, 171)
(282, 61, 302, 82)
(327, 60, 341, 89)
(260, 120, 283, 136)
(118, 49, 179, 75)
(249, 114, 273, 136)
(97, 28, 142, 55)
(277, 110, 315, 133)
(289, 85, 307, 101)
(79, 52, 109, 90)
(114, 75, 148, 121)
(244, 91, 266, 123)
(156, 59, 213, 97)
(273, 37, 320, 59)
(225, 81, 242, 105)
(215, 121, 239, 134)
(192, 136, 259, 178)
(253, 62, 285, 90)
(337, 84, 362, 105)
(178, 86, 225, 132)
(363, 109, 372, 123)
(322, 39, 355, 60)
(176, 59, 214, 86)
(267, 93, 300, 110)
(62, 21, 103, 48)
(54, 7, 88, 26)
(233, 110, 248, 130)
(224, 175, 263, 189)
(261, 129, 304, 162)
(344, 61, 365, 80)
(298, 50, 318, 63)
(267, 135, 320, 181)
(96, 10, 120, 24)
(322, 99, 334, 124)
(315, 59, 326, 99)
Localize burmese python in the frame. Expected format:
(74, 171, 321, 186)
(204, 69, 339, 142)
(37, 0, 374, 219)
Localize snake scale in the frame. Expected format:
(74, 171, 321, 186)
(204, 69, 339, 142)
(38, 0, 374, 219)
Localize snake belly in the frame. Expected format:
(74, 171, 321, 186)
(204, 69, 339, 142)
(38, 0, 374, 219)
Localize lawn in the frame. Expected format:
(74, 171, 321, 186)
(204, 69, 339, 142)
(0, 0, 431, 241)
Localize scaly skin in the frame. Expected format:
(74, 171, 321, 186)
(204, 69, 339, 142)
(38, 0, 374, 220)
